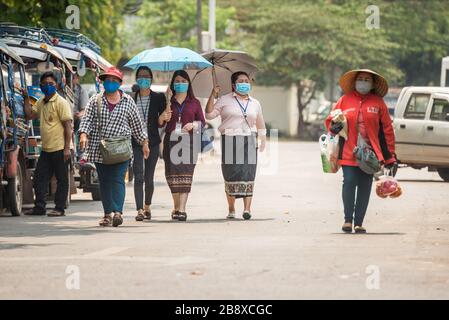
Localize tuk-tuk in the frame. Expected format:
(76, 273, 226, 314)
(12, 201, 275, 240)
(0, 24, 76, 210)
(0, 41, 33, 215)
(43, 28, 113, 201)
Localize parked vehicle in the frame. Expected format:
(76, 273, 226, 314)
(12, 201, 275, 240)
(304, 101, 332, 141)
(0, 24, 76, 207)
(0, 40, 34, 215)
(393, 86, 449, 182)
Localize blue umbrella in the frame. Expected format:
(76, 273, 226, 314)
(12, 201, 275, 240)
(124, 46, 213, 71)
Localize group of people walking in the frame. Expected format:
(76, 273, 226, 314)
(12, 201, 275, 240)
(22, 65, 267, 227)
(21, 63, 397, 233)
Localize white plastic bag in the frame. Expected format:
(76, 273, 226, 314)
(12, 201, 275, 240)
(319, 133, 340, 173)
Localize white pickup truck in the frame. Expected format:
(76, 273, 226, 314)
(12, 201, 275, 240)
(394, 87, 449, 182)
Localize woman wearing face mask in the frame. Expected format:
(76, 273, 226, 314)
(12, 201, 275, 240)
(158, 70, 205, 221)
(79, 67, 149, 227)
(132, 66, 167, 221)
(325, 69, 397, 234)
(205, 71, 266, 220)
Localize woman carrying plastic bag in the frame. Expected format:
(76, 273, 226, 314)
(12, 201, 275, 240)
(324, 69, 397, 234)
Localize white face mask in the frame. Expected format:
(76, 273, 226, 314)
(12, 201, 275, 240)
(355, 80, 373, 95)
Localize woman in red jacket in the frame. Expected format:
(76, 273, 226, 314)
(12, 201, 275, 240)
(325, 69, 397, 234)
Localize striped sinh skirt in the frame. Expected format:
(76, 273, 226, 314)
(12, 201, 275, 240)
(221, 134, 258, 198)
(163, 132, 198, 194)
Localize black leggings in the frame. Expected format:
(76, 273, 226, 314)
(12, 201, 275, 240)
(133, 142, 160, 210)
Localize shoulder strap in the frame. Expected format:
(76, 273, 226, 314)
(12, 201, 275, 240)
(97, 93, 103, 139)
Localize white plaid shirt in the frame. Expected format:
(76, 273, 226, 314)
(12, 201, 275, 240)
(79, 90, 148, 163)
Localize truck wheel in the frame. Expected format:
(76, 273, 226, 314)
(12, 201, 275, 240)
(8, 163, 23, 216)
(91, 189, 101, 201)
(437, 169, 449, 182)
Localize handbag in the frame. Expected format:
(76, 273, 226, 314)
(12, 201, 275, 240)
(200, 125, 214, 153)
(97, 93, 132, 165)
(353, 107, 381, 174)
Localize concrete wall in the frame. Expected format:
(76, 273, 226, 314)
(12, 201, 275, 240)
(252, 85, 298, 137)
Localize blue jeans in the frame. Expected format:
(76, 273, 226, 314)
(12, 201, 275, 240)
(95, 160, 130, 215)
(342, 166, 373, 226)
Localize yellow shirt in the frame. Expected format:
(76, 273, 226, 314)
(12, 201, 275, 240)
(33, 94, 73, 152)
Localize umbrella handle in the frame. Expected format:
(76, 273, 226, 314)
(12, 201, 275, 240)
(212, 66, 218, 99)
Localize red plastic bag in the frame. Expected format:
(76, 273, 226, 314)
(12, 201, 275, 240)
(375, 171, 402, 199)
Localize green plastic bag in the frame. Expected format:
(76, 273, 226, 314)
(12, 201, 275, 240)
(319, 133, 340, 173)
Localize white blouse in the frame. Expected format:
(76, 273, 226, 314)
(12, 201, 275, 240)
(206, 92, 267, 136)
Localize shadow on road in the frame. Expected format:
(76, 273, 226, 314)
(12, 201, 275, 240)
(0, 241, 66, 251)
(331, 232, 406, 236)
(397, 179, 445, 183)
(147, 218, 275, 224)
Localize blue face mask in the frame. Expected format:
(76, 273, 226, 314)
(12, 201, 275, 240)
(103, 80, 121, 93)
(236, 83, 251, 95)
(40, 83, 57, 96)
(174, 82, 189, 93)
(137, 78, 152, 89)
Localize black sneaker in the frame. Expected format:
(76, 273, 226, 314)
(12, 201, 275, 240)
(243, 211, 252, 220)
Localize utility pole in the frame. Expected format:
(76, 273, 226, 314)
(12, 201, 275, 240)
(209, 0, 216, 49)
(197, 0, 202, 52)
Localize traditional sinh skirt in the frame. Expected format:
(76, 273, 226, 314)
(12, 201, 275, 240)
(163, 132, 198, 194)
(221, 134, 258, 198)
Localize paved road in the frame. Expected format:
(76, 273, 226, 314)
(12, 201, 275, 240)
(0, 141, 448, 299)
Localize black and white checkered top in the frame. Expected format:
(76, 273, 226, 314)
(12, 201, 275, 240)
(79, 91, 148, 163)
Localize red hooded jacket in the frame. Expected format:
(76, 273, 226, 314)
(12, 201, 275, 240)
(325, 91, 396, 167)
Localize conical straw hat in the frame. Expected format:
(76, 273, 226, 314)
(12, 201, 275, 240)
(339, 69, 389, 97)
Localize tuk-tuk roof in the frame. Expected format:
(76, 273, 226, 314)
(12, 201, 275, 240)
(0, 40, 25, 65)
(44, 28, 112, 71)
(2, 38, 74, 73)
(0, 25, 73, 72)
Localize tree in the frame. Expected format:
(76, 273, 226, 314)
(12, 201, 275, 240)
(122, 0, 239, 57)
(238, 0, 401, 138)
(381, 0, 449, 86)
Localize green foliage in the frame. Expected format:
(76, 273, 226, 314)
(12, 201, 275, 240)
(122, 0, 239, 56)
(238, 0, 400, 89)
(234, 0, 449, 87)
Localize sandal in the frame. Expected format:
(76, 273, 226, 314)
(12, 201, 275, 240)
(23, 208, 46, 216)
(112, 212, 123, 227)
(135, 209, 145, 222)
(171, 210, 180, 220)
(342, 221, 353, 233)
(47, 209, 65, 217)
(242, 211, 252, 220)
(354, 226, 367, 234)
(177, 212, 187, 222)
(99, 215, 112, 227)
(144, 210, 152, 220)
(226, 212, 236, 219)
